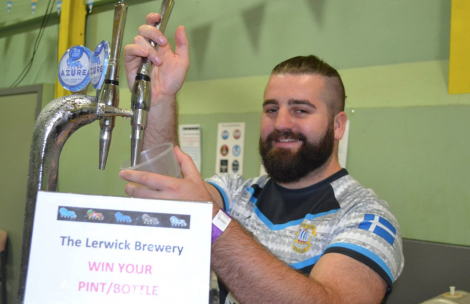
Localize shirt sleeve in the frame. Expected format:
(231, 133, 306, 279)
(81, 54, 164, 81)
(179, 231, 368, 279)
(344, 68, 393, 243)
(324, 198, 404, 289)
(205, 174, 248, 212)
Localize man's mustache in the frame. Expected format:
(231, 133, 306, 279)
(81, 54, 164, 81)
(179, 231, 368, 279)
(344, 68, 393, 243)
(266, 130, 307, 143)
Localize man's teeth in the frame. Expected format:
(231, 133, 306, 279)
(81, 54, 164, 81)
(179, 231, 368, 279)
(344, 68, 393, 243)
(277, 139, 299, 142)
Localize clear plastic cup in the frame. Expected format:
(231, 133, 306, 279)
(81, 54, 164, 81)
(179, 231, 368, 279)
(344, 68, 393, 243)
(121, 143, 182, 178)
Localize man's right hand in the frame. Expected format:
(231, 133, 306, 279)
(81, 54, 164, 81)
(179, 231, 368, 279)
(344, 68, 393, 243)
(123, 13, 189, 105)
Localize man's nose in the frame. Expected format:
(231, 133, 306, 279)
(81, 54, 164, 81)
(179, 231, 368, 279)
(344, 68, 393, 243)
(274, 108, 293, 131)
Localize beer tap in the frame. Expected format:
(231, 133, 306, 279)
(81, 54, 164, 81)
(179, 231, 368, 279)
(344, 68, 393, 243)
(130, 0, 175, 166)
(16, 2, 133, 302)
(99, 1, 128, 169)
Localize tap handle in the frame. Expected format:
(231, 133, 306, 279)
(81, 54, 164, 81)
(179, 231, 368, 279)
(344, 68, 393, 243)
(137, 0, 175, 77)
(104, 1, 128, 83)
(129, 0, 175, 167)
(98, 1, 128, 170)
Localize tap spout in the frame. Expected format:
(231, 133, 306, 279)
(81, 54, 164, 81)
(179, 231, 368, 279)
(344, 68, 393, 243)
(16, 95, 132, 303)
(98, 1, 128, 170)
(130, 0, 175, 166)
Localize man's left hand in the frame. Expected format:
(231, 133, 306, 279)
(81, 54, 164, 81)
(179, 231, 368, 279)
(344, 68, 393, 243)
(120, 146, 214, 204)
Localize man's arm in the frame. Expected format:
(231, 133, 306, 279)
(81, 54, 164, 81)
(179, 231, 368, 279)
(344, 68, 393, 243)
(212, 216, 387, 304)
(123, 13, 189, 148)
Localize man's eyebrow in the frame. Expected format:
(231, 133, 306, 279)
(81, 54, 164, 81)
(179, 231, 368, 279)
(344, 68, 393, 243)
(263, 99, 278, 106)
(288, 99, 316, 108)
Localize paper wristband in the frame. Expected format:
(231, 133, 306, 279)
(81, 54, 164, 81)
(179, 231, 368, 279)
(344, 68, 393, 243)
(212, 209, 232, 243)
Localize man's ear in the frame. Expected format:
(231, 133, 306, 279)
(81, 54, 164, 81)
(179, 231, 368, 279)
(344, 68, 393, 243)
(333, 111, 347, 141)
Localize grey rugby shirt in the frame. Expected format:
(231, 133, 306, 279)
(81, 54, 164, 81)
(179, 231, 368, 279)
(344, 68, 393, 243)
(207, 169, 404, 303)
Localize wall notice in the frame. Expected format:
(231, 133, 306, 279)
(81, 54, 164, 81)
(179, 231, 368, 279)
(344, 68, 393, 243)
(179, 124, 202, 173)
(215, 122, 245, 175)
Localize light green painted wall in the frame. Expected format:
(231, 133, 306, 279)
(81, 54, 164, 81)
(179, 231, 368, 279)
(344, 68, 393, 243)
(0, 20, 59, 89)
(85, 0, 451, 82)
(346, 106, 470, 246)
(1, 0, 451, 89)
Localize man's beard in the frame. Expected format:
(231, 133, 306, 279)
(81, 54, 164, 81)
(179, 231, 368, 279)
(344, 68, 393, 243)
(259, 123, 335, 184)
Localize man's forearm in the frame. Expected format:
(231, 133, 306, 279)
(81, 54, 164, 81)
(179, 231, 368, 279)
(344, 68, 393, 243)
(211, 221, 337, 304)
(143, 95, 179, 149)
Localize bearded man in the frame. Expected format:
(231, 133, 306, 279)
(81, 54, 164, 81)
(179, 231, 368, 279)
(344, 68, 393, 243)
(121, 13, 404, 304)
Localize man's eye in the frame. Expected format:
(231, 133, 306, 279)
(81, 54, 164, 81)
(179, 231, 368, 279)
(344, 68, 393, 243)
(265, 108, 278, 113)
(295, 109, 308, 114)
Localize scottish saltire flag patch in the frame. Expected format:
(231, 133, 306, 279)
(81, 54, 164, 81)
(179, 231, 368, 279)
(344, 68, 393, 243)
(358, 214, 396, 246)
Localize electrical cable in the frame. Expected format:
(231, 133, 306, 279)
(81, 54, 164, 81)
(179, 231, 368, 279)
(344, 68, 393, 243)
(10, 0, 55, 87)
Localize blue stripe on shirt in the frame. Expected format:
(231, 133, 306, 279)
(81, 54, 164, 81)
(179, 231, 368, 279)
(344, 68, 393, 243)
(207, 181, 229, 211)
(290, 254, 323, 270)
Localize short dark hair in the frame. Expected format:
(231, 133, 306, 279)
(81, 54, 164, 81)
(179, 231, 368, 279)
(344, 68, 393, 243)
(271, 55, 346, 115)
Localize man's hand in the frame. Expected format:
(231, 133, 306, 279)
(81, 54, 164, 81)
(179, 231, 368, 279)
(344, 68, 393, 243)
(123, 13, 189, 104)
(120, 146, 218, 212)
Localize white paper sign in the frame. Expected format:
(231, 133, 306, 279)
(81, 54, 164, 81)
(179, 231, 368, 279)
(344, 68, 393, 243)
(24, 192, 212, 304)
(215, 122, 245, 175)
(179, 124, 202, 173)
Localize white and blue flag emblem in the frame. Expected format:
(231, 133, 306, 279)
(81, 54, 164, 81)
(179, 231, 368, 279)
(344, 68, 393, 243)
(358, 214, 396, 246)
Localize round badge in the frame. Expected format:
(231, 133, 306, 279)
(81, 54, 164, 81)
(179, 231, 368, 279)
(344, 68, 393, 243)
(233, 129, 241, 139)
(222, 130, 229, 140)
(220, 145, 229, 156)
(90, 41, 109, 90)
(232, 145, 241, 157)
(58, 45, 92, 92)
(232, 160, 239, 173)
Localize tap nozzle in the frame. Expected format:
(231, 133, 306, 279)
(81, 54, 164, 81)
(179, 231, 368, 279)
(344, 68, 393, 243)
(130, 0, 175, 166)
(98, 1, 128, 170)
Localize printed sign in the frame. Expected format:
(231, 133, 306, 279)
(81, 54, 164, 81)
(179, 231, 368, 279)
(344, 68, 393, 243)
(179, 124, 202, 173)
(24, 192, 212, 304)
(215, 123, 245, 175)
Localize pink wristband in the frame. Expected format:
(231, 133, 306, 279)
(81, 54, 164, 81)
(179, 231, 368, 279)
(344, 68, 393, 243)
(211, 209, 232, 243)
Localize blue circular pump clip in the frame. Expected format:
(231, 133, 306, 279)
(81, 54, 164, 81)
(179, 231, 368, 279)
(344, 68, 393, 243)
(90, 41, 110, 90)
(57, 45, 93, 93)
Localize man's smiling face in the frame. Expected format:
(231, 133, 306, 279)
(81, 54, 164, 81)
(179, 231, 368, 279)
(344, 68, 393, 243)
(259, 74, 335, 184)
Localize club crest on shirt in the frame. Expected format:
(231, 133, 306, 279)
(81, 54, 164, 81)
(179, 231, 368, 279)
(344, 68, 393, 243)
(292, 223, 317, 254)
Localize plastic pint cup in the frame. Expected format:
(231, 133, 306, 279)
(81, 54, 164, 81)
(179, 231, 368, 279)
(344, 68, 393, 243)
(121, 143, 182, 178)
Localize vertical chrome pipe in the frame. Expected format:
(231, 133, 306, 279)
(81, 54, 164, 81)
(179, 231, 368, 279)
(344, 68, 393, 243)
(98, 1, 128, 170)
(130, 0, 175, 166)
